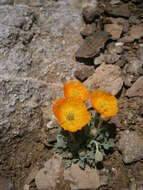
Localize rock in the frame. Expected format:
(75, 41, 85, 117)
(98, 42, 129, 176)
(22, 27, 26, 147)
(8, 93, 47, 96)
(0, 24, 18, 48)
(0, 5, 35, 30)
(104, 52, 120, 64)
(137, 47, 143, 62)
(74, 65, 95, 82)
(75, 31, 111, 58)
(64, 164, 108, 190)
(104, 42, 123, 64)
(0, 0, 13, 5)
(123, 57, 143, 87)
(35, 155, 62, 190)
(40, 128, 58, 147)
(105, 3, 130, 18)
(104, 23, 123, 40)
(126, 76, 143, 97)
(24, 184, 29, 190)
(0, 176, 14, 190)
(0, 44, 32, 78)
(110, 116, 122, 128)
(84, 63, 123, 95)
(35, 155, 108, 190)
(115, 42, 124, 54)
(110, 0, 120, 5)
(118, 130, 143, 164)
(94, 53, 105, 65)
(129, 25, 143, 41)
(24, 166, 39, 186)
(0, 77, 62, 143)
(108, 17, 129, 33)
(131, 0, 143, 4)
(80, 23, 97, 37)
(82, 5, 98, 24)
(125, 25, 143, 42)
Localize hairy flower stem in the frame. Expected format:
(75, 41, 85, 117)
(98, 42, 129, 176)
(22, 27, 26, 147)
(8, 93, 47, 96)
(97, 117, 103, 131)
(94, 113, 98, 124)
(69, 132, 76, 144)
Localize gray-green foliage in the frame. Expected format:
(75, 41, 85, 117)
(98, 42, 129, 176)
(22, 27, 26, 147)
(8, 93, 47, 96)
(54, 113, 115, 169)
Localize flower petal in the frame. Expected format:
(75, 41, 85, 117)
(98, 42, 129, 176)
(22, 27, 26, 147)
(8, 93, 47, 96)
(64, 80, 89, 101)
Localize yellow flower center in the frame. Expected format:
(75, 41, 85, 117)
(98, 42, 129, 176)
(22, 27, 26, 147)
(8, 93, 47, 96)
(66, 112, 75, 121)
(98, 101, 105, 109)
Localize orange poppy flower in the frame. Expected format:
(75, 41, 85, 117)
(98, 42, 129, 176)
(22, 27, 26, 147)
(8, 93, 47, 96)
(64, 80, 89, 101)
(90, 89, 118, 118)
(53, 98, 91, 132)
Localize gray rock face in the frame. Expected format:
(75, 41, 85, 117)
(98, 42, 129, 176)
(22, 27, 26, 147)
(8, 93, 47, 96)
(118, 130, 143, 164)
(0, 77, 62, 143)
(0, 5, 35, 30)
(0, 0, 83, 144)
(75, 31, 111, 58)
(0, 24, 18, 47)
(84, 63, 123, 95)
(0, 45, 31, 78)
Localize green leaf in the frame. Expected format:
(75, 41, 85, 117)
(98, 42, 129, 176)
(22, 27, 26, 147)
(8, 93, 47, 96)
(79, 160, 85, 170)
(65, 159, 72, 169)
(87, 151, 95, 160)
(57, 135, 67, 149)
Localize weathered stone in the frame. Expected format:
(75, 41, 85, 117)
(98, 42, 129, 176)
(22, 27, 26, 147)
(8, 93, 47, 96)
(40, 127, 58, 146)
(94, 53, 105, 65)
(25, 166, 39, 185)
(35, 155, 108, 190)
(110, 0, 120, 5)
(74, 65, 95, 82)
(124, 25, 143, 42)
(126, 76, 143, 97)
(84, 63, 123, 95)
(104, 23, 123, 40)
(104, 42, 122, 64)
(0, 24, 18, 48)
(0, 176, 14, 190)
(0, 5, 35, 30)
(0, 44, 32, 78)
(107, 17, 129, 33)
(0, 0, 13, 5)
(64, 164, 108, 190)
(137, 47, 143, 62)
(80, 23, 97, 37)
(105, 3, 130, 18)
(104, 53, 120, 64)
(0, 77, 62, 143)
(118, 130, 143, 164)
(75, 31, 111, 58)
(35, 155, 62, 190)
(82, 5, 98, 24)
(123, 57, 143, 87)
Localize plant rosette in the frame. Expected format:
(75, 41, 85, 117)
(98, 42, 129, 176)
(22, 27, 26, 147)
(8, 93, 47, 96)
(52, 81, 118, 169)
